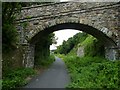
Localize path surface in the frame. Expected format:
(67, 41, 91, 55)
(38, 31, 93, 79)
(24, 57, 70, 88)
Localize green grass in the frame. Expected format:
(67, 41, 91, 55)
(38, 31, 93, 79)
(2, 68, 36, 90)
(61, 55, 119, 88)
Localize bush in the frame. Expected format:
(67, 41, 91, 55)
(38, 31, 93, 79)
(61, 55, 119, 88)
(2, 68, 36, 90)
(2, 77, 26, 90)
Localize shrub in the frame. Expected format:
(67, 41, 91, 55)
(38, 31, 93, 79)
(61, 55, 119, 88)
(2, 77, 26, 90)
(2, 68, 36, 90)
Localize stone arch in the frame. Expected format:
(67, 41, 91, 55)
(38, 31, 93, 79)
(22, 22, 119, 68)
(26, 15, 118, 46)
(28, 22, 118, 61)
(30, 22, 116, 46)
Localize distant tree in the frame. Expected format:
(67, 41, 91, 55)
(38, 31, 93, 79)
(55, 32, 88, 54)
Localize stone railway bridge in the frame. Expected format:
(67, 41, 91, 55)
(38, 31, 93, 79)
(16, 2, 120, 67)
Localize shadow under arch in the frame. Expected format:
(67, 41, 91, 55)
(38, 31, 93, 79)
(29, 22, 116, 47)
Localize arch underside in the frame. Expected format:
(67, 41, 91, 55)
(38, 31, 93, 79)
(29, 23, 116, 47)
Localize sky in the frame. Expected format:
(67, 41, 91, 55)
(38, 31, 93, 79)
(50, 29, 81, 50)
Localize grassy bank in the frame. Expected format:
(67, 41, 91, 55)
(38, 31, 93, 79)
(58, 54, 119, 88)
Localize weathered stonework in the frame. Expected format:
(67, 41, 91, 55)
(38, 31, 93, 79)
(16, 2, 120, 67)
(22, 44, 35, 68)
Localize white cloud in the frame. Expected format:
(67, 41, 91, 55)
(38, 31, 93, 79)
(50, 29, 81, 50)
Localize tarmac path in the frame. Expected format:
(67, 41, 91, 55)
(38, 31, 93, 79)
(24, 56, 70, 88)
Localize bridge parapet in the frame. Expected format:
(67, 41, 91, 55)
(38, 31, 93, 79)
(17, 2, 116, 20)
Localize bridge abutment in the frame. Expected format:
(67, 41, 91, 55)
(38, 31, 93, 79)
(105, 46, 119, 60)
(22, 44, 35, 68)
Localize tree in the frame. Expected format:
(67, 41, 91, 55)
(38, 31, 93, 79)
(55, 32, 88, 54)
(2, 2, 22, 53)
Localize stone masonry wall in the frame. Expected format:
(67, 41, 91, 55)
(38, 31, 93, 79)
(16, 2, 120, 67)
(17, 2, 119, 43)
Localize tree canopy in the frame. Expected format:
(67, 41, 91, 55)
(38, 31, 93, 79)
(55, 32, 88, 54)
